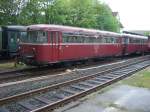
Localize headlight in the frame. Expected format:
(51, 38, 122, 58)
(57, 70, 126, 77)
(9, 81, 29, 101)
(18, 46, 21, 50)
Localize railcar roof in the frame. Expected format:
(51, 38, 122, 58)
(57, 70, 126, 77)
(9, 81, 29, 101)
(122, 34, 148, 39)
(28, 24, 122, 37)
(2, 25, 27, 31)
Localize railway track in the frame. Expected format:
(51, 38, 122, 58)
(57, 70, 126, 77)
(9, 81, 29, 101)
(0, 56, 149, 112)
(0, 59, 14, 64)
(0, 58, 124, 83)
(0, 66, 39, 83)
(0, 55, 146, 83)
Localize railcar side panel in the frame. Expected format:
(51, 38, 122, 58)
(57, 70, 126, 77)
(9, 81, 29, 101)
(126, 44, 148, 54)
(148, 37, 150, 51)
(20, 43, 123, 64)
(59, 44, 122, 61)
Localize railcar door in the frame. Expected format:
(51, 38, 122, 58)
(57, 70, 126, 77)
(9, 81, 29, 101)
(49, 31, 61, 62)
(122, 37, 128, 56)
(0, 29, 2, 52)
(8, 31, 19, 56)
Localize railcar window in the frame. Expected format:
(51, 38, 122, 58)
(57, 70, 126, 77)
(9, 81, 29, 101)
(130, 38, 141, 44)
(62, 34, 73, 43)
(93, 37, 98, 43)
(111, 38, 117, 43)
(98, 37, 102, 43)
(124, 38, 129, 44)
(62, 34, 120, 44)
(103, 38, 107, 43)
(129, 38, 131, 43)
(140, 40, 143, 44)
(115, 38, 119, 43)
(28, 31, 37, 43)
(144, 39, 147, 43)
(62, 36, 68, 43)
(105, 38, 109, 43)
(8, 31, 18, 43)
(0, 31, 2, 50)
(68, 37, 73, 43)
(97, 37, 102, 43)
(141, 40, 143, 44)
(68, 37, 72, 43)
(55, 32, 59, 43)
(37, 32, 47, 43)
(94, 38, 97, 43)
(93, 38, 97, 43)
(84, 37, 90, 43)
(76, 36, 83, 43)
(107, 38, 111, 43)
(20, 32, 27, 42)
(135, 39, 137, 43)
(28, 31, 48, 43)
(89, 37, 93, 43)
(73, 37, 77, 43)
(80, 37, 85, 43)
(50, 32, 53, 43)
(137, 39, 140, 43)
(63, 34, 86, 43)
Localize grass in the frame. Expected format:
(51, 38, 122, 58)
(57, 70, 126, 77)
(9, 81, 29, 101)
(0, 62, 16, 69)
(0, 62, 26, 70)
(122, 67, 150, 88)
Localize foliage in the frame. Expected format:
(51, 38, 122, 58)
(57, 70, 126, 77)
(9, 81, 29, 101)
(0, 0, 120, 32)
(0, 0, 26, 25)
(144, 32, 150, 36)
(17, 0, 43, 25)
(94, 3, 120, 32)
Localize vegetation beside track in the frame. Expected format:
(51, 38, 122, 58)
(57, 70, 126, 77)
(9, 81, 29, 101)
(122, 67, 150, 88)
(0, 62, 26, 70)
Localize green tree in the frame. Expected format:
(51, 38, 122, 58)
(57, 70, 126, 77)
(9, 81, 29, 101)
(17, 0, 44, 25)
(94, 2, 120, 32)
(0, 0, 120, 32)
(0, 0, 26, 25)
(64, 0, 96, 28)
(144, 32, 150, 36)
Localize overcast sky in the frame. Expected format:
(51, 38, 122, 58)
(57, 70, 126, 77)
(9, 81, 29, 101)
(102, 0, 150, 30)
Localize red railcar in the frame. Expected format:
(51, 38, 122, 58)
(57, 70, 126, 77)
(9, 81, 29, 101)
(122, 34, 148, 55)
(19, 24, 148, 65)
(148, 36, 150, 51)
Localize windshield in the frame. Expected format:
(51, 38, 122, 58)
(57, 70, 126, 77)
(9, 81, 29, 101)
(0, 30, 2, 50)
(8, 31, 18, 43)
(20, 32, 27, 43)
(23, 31, 48, 43)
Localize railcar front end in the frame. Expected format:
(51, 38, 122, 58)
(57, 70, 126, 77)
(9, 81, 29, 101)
(0, 27, 2, 57)
(19, 29, 62, 65)
(1, 26, 27, 57)
(20, 31, 49, 65)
